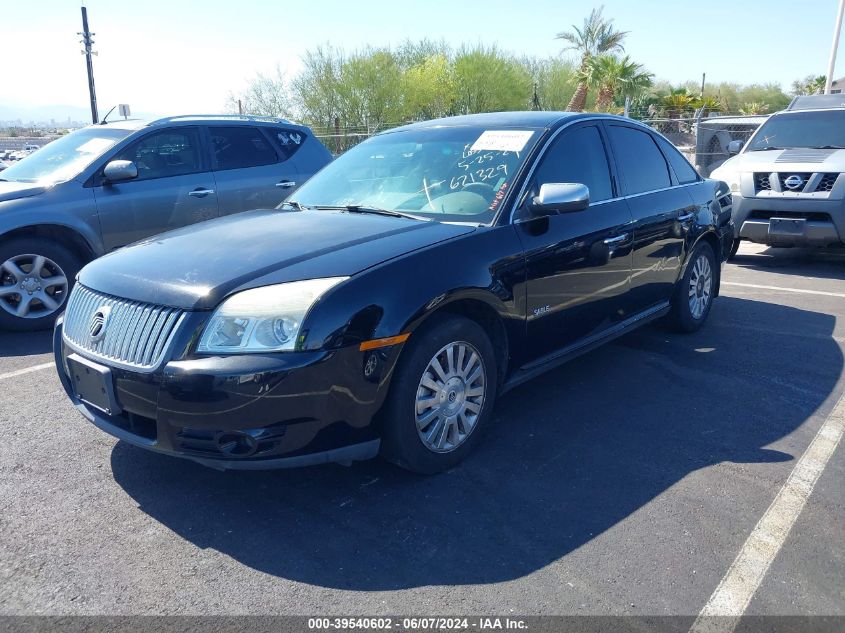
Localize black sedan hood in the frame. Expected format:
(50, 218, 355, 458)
(79, 209, 476, 310)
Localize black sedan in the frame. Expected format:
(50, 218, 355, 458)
(54, 112, 733, 474)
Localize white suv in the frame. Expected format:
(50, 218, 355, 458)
(711, 101, 844, 256)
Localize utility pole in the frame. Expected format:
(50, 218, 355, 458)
(825, 0, 845, 94)
(79, 6, 98, 124)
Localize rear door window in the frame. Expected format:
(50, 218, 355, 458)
(655, 136, 700, 184)
(606, 125, 672, 195)
(210, 126, 279, 170)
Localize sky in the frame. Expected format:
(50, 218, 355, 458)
(1, 0, 843, 122)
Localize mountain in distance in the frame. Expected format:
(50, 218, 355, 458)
(0, 103, 164, 124)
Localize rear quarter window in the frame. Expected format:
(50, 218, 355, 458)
(272, 127, 307, 160)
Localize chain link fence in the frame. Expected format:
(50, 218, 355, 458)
(1, 112, 769, 178)
(311, 111, 769, 178)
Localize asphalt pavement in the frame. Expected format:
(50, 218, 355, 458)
(0, 243, 843, 617)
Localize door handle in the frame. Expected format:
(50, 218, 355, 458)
(276, 180, 297, 189)
(678, 212, 695, 222)
(188, 188, 215, 197)
(603, 233, 629, 245)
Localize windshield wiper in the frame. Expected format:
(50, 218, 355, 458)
(749, 146, 792, 151)
(314, 205, 430, 221)
(279, 200, 309, 211)
(808, 145, 845, 150)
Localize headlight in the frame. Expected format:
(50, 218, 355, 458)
(197, 277, 348, 353)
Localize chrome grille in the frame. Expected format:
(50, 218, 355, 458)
(63, 284, 185, 371)
(754, 171, 840, 194)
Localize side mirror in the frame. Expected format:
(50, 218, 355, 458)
(103, 160, 138, 183)
(727, 140, 743, 155)
(531, 183, 590, 216)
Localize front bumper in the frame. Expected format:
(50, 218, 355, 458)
(731, 194, 845, 246)
(54, 317, 390, 470)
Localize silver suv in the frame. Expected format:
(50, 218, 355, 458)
(711, 100, 845, 256)
(0, 115, 331, 330)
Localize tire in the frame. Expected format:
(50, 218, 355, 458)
(380, 314, 498, 474)
(666, 241, 716, 333)
(727, 238, 741, 260)
(0, 237, 82, 332)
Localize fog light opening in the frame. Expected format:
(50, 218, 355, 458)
(215, 431, 259, 457)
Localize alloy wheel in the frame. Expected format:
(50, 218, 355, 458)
(687, 253, 713, 320)
(0, 253, 69, 319)
(415, 340, 487, 453)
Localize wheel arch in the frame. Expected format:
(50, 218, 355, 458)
(405, 293, 512, 389)
(685, 230, 722, 298)
(0, 223, 98, 266)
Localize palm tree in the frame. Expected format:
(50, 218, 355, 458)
(661, 88, 697, 119)
(582, 55, 653, 111)
(556, 6, 628, 112)
(791, 75, 827, 96)
(739, 102, 770, 115)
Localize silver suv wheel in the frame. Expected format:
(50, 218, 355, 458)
(0, 253, 69, 319)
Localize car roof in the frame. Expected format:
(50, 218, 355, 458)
(93, 114, 311, 133)
(772, 106, 845, 116)
(786, 94, 845, 111)
(387, 111, 634, 133)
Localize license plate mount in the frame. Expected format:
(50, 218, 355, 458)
(67, 353, 122, 416)
(769, 217, 806, 237)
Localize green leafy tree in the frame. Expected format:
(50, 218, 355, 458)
(453, 45, 533, 113)
(402, 53, 457, 120)
(556, 6, 628, 112)
(336, 48, 404, 131)
(290, 45, 344, 130)
(226, 65, 292, 118)
(520, 57, 579, 111)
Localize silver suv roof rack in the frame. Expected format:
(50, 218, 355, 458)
(149, 114, 293, 125)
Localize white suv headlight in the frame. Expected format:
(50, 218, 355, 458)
(197, 277, 348, 353)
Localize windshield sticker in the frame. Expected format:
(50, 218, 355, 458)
(75, 138, 115, 154)
(488, 181, 510, 212)
(278, 131, 303, 145)
(470, 130, 533, 153)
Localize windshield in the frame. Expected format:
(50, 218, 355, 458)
(291, 126, 541, 224)
(0, 127, 131, 184)
(747, 110, 845, 151)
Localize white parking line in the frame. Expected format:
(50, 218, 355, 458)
(0, 362, 55, 381)
(722, 281, 845, 299)
(689, 391, 845, 633)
